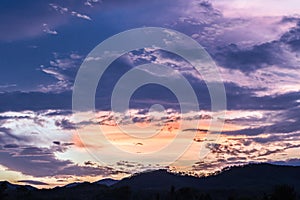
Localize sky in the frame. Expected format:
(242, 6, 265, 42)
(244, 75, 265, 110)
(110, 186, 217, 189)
(0, 0, 300, 188)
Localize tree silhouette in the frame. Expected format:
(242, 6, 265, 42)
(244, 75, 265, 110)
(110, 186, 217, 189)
(270, 184, 297, 200)
(0, 182, 7, 200)
(155, 193, 160, 200)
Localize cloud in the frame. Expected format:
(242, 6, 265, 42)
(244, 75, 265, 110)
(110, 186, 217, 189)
(271, 158, 300, 166)
(17, 180, 49, 186)
(3, 144, 19, 148)
(42, 23, 58, 35)
(266, 107, 300, 134)
(187, 134, 300, 175)
(125, 48, 203, 81)
(220, 66, 300, 97)
(0, 146, 71, 177)
(0, 84, 17, 91)
(0, 110, 75, 154)
(0, 92, 72, 112)
(0, 146, 122, 177)
(40, 67, 66, 81)
(212, 0, 300, 17)
(49, 3, 92, 21)
(48, 3, 69, 14)
(223, 107, 300, 137)
(0, 0, 98, 41)
(120, 24, 299, 110)
(223, 127, 265, 136)
(38, 52, 83, 93)
(280, 23, 300, 51)
(44, 110, 72, 116)
(115, 160, 165, 173)
(55, 119, 77, 130)
(0, 109, 299, 179)
(84, 0, 101, 7)
(0, 127, 27, 144)
(50, 53, 83, 69)
(206, 19, 300, 99)
(71, 11, 92, 21)
(214, 42, 286, 73)
(177, 0, 222, 25)
(1, 0, 300, 180)
(38, 81, 71, 93)
(203, 140, 298, 162)
(39, 65, 71, 93)
(172, 3, 297, 48)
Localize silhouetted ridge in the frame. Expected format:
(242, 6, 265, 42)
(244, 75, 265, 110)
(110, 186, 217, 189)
(114, 163, 300, 190)
(1, 163, 300, 200)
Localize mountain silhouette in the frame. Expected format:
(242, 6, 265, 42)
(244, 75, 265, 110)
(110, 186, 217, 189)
(115, 163, 300, 190)
(1, 163, 300, 200)
(93, 178, 119, 186)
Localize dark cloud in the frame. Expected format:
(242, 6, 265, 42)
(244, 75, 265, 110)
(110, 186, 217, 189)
(62, 142, 75, 146)
(0, 92, 72, 112)
(191, 160, 242, 174)
(280, 23, 300, 51)
(51, 141, 74, 153)
(205, 142, 274, 158)
(281, 16, 300, 24)
(258, 149, 284, 157)
(204, 139, 300, 167)
(226, 156, 247, 162)
(214, 41, 285, 73)
(212, 19, 300, 73)
(55, 119, 76, 130)
(53, 141, 61, 145)
(223, 127, 265, 136)
(115, 160, 164, 173)
(0, 146, 123, 177)
(3, 144, 19, 148)
(227, 88, 299, 111)
(44, 110, 72, 116)
(84, 161, 95, 166)
(183, 129, 209, 132)
(0, 115, 31, 120)
(276, 107, 300, 129)
(223, 106, 300, 138)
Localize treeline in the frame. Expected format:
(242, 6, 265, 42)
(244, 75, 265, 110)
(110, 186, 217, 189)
(0, 182, 299, 200)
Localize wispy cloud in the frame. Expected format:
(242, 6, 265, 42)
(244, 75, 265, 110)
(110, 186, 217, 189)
(71, 11, 92, 21)
(38, 52, 83, 93)
(49, 3, 69, 14)
(0, 84, 17, 92)
(17, 180, 49, 186)
(42, 23, 58, 35)
(50, 3, 92, 21)
(84, 0, 101, 7)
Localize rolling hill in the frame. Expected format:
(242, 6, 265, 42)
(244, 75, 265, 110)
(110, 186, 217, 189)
(1, 163, 300, 199)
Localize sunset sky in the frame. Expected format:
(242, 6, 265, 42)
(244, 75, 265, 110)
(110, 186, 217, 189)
(0, 0, 300, 188)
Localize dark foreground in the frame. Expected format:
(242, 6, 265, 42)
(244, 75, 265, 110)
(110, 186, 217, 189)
(1, 163, 300, 200)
